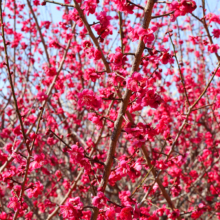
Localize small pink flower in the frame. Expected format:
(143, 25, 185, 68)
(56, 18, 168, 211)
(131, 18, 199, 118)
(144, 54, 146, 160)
(92, 192, 108, 208)
(156, 160, 168, 170)
(208, 44, 219, 53)
(26, 181, 43, 198)
(129, 25, 155, 43)
(160, 52, 174, 65)
(41, 21, 51, 29)
(96, 11, 112, 27)
(179, 0, 197, 13)
(118, 207, 133, 220)
(7, 197, 20, 211)
(84, 68, 100, 82)
(119, 191, 135, 206)
(82, 40, 92, 48)
(189, 35, 199, 45)
(21, 42, 28, 50)
(94, 49, 102, 60)
(4, 143, 13, 154)
(0, 212, 8, 220)
(47, 137, 57, 145)
(25, 212, 33, 220)
(30, 154, 46, 169)
(33, 0, 40, 5)
(212, 29, 220, 38)
(142, 29, 155, 44)
(60, 197, 83, 219)
(156, 205, 167, 216)
(78, 89, 102, 110)
(140, 89, 163, 109)
(168, 0, 197, 21)
(168, 209, 180, 220)
(108, 52, 127, 69)
(82, 0, 97, 15)
(13, 126, 21, 135)
(88, 112, 103, 127)
(68, 145, 84, 163)
(206, 13, 220, 24)
(44, 66, 57, 77)
(126, 72, 146, 92)
(37, 92, 48, 102)
(82, 210, 91, 220)
(55, 170, 62, 181)
(112, 0, 134, 14)
(105, 208, 116, 220)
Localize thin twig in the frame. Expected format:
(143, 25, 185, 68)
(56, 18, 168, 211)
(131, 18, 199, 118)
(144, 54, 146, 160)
(130, 166, 154, 197)
(46, 101, 114, 220)
(167, 62, 220, 159)
(49, 129, 71, 149)
(27, 0, 50, 64)
(91, 110, 115, 123)
(127, 0, 144, 10)
(141, 145, 181, 220)
(191, 103, 213, 111)
(45, 0, 75, 7)
(12, 19, 76, 220)
(91, 1, 155, 220)
(191, 13, 203, 23)
(0, 0, 30, 153)
(119, 12, 124, 53)
(169, 34, 190, 107)
(151, 11, 174, 19)
(123, 52, 135, 56)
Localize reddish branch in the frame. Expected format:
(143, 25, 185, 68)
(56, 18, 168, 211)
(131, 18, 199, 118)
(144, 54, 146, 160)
(73, 0, 111, 73)
(167, 62, 220, 159)
(167, 0, 220, 160)
(141, 145, 181, 219)
(169, 33, 190, 106)
(11, 9, 76, 220)
(201, 0, 220, 61)
(45, 101, 114, 219)
(90, 0, 155, 219)
(151, 10, 174, 19)
(127, 0, 144, 10)
(27, 0, 51, 65)
(44, 0, 75, 7)
(0, 0, 30, 153)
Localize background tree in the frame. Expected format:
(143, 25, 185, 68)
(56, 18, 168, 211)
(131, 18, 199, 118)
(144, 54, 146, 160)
(0, 0, 220, 219)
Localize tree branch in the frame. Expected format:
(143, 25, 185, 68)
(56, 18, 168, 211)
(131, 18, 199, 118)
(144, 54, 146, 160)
(151, 10, 174, 19)
(44, 0, 75, 7)
(169, 33, 190, 106)
(0, 0, 30, 153)
(91, 1, 155, 219)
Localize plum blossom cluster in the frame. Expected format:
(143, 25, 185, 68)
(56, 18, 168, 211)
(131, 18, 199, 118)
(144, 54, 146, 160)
(1, 0, 220, 219)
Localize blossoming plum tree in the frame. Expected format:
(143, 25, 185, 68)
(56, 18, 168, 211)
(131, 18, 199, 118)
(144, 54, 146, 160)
(0, 0, 220, 219)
